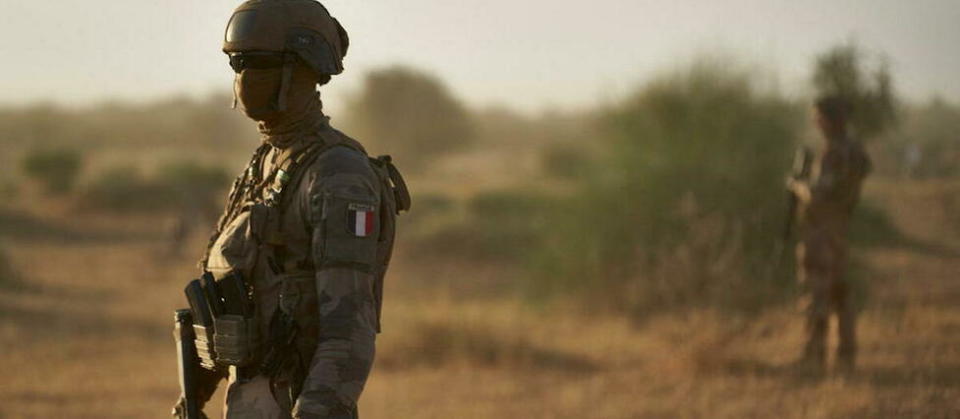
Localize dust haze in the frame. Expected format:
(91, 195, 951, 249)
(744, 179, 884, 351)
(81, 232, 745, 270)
(1, 1, 960, 418)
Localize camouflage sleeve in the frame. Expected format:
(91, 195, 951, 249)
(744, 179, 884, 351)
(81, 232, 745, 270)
(293, 171, 380, 418)
(811, 150, 843, 200)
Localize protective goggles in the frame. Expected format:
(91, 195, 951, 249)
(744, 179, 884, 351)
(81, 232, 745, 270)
(228, 52, 295, 73)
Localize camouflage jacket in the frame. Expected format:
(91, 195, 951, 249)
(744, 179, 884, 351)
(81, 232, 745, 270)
(801, 138, 871, 238)
(202, 117, 400, 416)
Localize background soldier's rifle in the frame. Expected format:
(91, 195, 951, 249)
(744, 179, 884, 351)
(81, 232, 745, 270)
(784, 146, 814, 241)
(775, 146, 814, 270)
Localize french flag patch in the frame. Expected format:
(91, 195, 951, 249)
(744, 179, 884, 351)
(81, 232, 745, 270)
(347, 203, 376, 237)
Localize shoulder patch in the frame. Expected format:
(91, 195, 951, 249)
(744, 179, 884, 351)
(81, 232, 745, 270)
(347, 202, 377, 237)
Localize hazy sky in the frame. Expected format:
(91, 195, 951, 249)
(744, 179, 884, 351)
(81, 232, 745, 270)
(1, 0, 958, 112)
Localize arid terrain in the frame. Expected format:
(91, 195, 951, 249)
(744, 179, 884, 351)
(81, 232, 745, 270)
(1, 176, 957, 418)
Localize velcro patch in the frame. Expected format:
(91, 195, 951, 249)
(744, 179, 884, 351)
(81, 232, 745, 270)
(347, 203, 376, 237)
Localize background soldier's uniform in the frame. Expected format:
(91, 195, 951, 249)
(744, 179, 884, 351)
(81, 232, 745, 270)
(796, 138, 870, 366)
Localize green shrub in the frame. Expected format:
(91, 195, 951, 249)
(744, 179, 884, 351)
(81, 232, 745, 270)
(812, 43, 898, 140)
(79, 161, 230, 214)
(526, 60, 802, 313)
(413, 190, 554, 262)
(79, 166, 172, 212)
(156, 160, 231, 214)
(20, 148, 83, 194)
(542, 142, 592, 180)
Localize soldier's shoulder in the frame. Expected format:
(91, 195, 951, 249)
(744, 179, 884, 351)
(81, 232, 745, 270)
(307, 126, 373, 177)
(300, 137, 377, 200)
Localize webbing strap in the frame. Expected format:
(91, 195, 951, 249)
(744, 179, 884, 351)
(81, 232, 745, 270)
(275, 53, 296, 112)
(264, 138, 366, 273)
(199, 144, 271, 270)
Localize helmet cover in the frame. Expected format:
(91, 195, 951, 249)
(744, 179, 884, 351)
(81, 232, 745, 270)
(223, 0, 349, 76)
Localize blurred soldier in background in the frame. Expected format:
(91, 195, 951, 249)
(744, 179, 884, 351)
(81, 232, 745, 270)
(173, 1, 409, 418)
(786, 95, 871, 372)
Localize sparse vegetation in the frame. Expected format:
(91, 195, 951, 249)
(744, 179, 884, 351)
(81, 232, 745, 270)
(1, 55, 958, 418)
(0, 245, 17, 288)
(77, 160, 230, 214)
(883, 98, 960, 178)
(344, 66, 476, 170)
(524, 61, 802, 314)
(541, 142, 592, 180)
(20, 147, 84, 195)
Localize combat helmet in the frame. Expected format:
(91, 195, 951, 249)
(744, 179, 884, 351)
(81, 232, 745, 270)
(223, 0, 349, 110)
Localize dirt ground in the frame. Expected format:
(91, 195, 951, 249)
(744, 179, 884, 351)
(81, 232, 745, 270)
(0, 178, 958, 418)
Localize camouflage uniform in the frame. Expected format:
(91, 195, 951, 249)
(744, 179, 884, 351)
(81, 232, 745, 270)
(182, 2, 408, 418)
(795, 137, 870, 367)
(206, 120, 395, 418)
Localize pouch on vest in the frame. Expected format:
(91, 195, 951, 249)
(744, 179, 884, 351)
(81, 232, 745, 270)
(206, 208, 259, 280)
(316, 185, 380, 271)
(185, 272, 260, 368)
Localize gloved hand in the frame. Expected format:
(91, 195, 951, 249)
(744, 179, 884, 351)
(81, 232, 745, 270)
(171, 396, 209, 419)
(292, 401, 357, 419)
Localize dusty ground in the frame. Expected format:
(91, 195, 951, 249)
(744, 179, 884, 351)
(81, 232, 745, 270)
(0, 178, 958, 418)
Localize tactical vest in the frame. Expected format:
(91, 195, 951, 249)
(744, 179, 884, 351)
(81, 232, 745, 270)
(199, 125, 409, 385)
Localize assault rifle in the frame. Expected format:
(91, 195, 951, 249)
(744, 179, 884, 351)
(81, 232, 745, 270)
(174, 272, 255, 418)
(783, 146, 814, 241)
(173, 309, 202, 419)
(773, 146, 814, 270)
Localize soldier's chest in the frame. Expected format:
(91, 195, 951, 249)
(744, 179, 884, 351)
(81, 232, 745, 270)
(206, 149, 314, 283)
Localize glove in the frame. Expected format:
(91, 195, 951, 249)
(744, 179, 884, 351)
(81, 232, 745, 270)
(293, 402, 357, 419)
(171, 396, 209, 419)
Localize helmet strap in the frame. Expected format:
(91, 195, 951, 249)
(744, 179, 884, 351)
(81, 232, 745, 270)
(231, 74, 240, 109)
(275, 53, 296, 112)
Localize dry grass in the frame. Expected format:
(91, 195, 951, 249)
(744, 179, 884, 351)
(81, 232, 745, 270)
(1, 178, 958, 418)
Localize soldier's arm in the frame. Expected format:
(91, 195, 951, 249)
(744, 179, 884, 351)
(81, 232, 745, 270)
(294, 162, 380, 419)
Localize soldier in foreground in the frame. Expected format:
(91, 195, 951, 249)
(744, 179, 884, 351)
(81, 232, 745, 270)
(786, 96, 870, 372)
(172, 1, 410, 417)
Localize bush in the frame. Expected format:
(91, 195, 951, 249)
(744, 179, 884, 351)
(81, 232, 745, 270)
(542, 142, 592, 180)
(20, 148, 83, 195)
(812, 43, 898, 140)
(78, 160, 230, 213)
(80, 166, 172, 212)
(412, 190, 554, 263)
(344, 66, 475, 170)
(156, 160, 231, 215)
(0, 245, 19, 289)
(526, 60, 802, 314)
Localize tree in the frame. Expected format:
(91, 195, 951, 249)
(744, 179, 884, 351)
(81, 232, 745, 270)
(812, 43, 898, 139)
(528, 60, 802, 312)
(344, 66, 475, 170)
